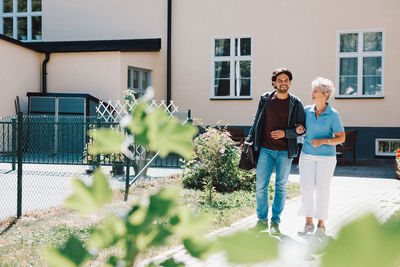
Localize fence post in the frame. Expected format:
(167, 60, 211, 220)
(124, 157, 130, 201)
(187, 109, 192, 124)
(11, 116, 16, 171)
(95, 117, 101, 167)
(17, 112, 23, 219)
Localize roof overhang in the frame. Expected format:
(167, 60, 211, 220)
(0, 34, 161, 53)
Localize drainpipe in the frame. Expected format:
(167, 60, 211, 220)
(167, 0, 172, 107)
(42, 52, 50, 93)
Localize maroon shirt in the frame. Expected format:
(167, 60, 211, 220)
(262, 94, 289, 150)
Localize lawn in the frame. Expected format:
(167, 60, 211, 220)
(0, 174, 300, 266)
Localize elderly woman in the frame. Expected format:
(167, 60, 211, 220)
(297, 77, 345, 235)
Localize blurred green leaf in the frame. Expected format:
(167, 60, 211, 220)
(45, 236, 90, 267)
(148, 225, 173, 247)
(88, 128, 125, 155)
(148, 187, 180, 218)
(146, 108, 198, 159)
(159, 258, 185, 267)
(65, 169, 112, 214)
(217, 231, 279, 264)
(125, 101, 150, 146)
(183, 237, 215, 261)
(172, 206, 210, 238)
(322, 214, 400, 267)
(89, 216, 127, 250)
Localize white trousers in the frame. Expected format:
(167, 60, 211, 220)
(298, 153, 337, 221)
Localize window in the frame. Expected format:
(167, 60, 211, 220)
(376, 138, 400, 156)
(127, 67, 151, 98)
(0, 0, 42, 41)
(212, 37, 252, 99)
(336, 30, 384, 98)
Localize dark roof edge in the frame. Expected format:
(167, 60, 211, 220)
(27, 92, 101, 103)
(0, 33, 39, 52)
(0, 34, 161, 53)
(26, 38, 162, 53)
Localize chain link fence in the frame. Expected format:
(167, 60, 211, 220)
(0, 107, 190, 222)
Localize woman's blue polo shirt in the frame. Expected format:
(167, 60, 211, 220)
(302, 103, 344, 156)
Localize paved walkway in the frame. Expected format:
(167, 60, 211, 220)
(138, 159, 400, 266)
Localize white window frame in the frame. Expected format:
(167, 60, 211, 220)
(375, 138, 400, 156)
(0, 0, 42, 41)
(127, 66, 152, 95)
(211, 36, 253, 99)
(336, 29, 385, 98)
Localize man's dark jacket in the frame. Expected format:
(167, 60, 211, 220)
(248, 91, 305, 161)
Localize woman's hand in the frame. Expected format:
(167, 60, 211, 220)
(295, 124, 306, 134)
(310, 139, 325, 148)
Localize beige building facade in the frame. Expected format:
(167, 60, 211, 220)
(0, 38, 41, 114)
(1, 0, 399, 158)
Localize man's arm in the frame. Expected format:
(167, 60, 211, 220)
(284, 99, 306, 139)
(248, 98, 264, 140)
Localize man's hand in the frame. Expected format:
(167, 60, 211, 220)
(271, 130, 285, 139)
(295, 124, 306, 135)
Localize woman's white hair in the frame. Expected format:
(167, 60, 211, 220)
(312, 77, 335, 100)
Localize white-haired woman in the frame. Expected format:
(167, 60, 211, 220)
(297, 77, 345, 235)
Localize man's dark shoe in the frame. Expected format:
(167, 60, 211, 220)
(270, 221, 281, 235)
(249, 220, 268, 232)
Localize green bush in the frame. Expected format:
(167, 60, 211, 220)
(182, 127, 255, 192)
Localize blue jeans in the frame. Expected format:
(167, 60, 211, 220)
(256, 147, 293, 224)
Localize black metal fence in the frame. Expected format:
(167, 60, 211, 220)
(0, 113, 185, 222)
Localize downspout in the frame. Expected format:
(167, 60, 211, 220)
(42, 52, 50, 93)
(167, 0, 172, 107)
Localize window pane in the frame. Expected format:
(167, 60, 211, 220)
(3, 17, 13, 38)
(133, 71, 139, 88)
(214, 61, 230, 79)
(142, 72, 149, 90)
(3, 0, 13, 12)
(17, 17, 27, 40)
(235, 79, 250, 96)
(339, 77, 357, 95)
(235, 38, 239, 56)
(235, 60, 250, 78)
(127, 70, 132, 88)
(18, 0, 27, 12)
(240, 38, 251, 56)
(340, 58, 357, 75)
(363, 57, 382, 75)
(32, 16, 42, 40)
(214, 79, 230, 96)
(391, 141, 400, 152)
(378, 141, 389, 153)
(340, 33, 358, 52)
(363, 32, 382, 52)
(32, 0, 42, 12)
(215, 39, 230, 57)
(363, 76, 381, 95)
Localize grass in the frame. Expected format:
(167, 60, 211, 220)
(0, 174, 300, 266)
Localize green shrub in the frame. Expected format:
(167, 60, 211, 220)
(182, 127, 255, 192)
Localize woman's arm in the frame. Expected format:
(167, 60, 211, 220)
(310, 131, 345, 148)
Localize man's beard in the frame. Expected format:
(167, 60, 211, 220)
(276, 86, 289, 94)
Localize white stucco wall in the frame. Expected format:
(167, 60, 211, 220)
(171, 0, 400, 127)
(42, 0, 167, 101)
(0, 40, 41, 115)
(45, 52, 121, 102)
